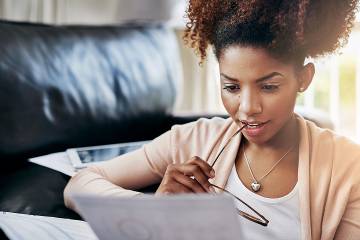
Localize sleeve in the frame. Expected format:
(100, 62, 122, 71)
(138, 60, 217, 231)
(64, 128, 175, 212)
(334, 187, 360, 239)
(335, 142, 360, 240)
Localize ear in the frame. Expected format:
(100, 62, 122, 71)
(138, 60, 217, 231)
(297, 63, 315, 92)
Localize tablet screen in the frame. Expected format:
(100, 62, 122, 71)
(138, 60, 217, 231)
(77, 144, 143, 164)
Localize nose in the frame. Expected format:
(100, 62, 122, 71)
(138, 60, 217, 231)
(238, 88, 262, 117)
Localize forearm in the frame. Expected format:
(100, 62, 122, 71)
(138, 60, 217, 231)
(63, 167, 143, 212)
(63, 130, 175, 212)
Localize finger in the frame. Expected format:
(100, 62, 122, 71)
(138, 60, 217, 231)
(178, 164, 212, 192)
(167, 163, 212, 192)
(190, 167, 213, 192)
(155, 177, 193, 195)
(160, 164, 198, 194)
(171, 171, 207, 193)
(160, 181, 193, 195)
(188, 156, 215, 178)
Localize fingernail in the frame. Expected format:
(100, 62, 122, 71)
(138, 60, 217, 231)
(210, 169, 215, 178)
(209, 186, 216, 193)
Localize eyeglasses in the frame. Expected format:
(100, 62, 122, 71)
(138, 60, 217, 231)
(209, 124, 269, 227)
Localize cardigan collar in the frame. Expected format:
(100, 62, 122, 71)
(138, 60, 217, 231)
(208, 119, 242, 190)
(296, 114, 312, 240)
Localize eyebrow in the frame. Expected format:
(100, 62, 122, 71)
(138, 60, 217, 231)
(220, 72, 284, 83)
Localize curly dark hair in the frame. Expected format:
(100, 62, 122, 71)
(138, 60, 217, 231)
(184, 0, 359, 65)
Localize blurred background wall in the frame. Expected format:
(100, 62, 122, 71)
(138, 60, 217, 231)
(1, 0, 360, 143)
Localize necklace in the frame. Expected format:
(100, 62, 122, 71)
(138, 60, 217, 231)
(243, 144, 294, 192)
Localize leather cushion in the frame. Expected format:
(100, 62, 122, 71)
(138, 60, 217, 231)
(0, 21, 181, 161)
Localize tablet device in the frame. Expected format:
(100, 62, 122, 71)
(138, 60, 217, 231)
(67, 140, 149, 170)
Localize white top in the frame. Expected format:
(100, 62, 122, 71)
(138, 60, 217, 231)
(225, 165, 301, 240)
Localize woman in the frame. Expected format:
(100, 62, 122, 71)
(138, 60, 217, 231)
(64, 0, 360, 239)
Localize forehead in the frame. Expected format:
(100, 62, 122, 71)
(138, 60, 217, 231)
(219, 46, 295, 80)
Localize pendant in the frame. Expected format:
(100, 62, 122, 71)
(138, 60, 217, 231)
(251, 182, 261, 192)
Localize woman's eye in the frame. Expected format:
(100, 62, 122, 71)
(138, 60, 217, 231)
(223, 85, 240, 93)
(262, 85, 279, 91)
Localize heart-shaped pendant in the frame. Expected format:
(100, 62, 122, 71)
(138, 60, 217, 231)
(251, 182, 261, 192)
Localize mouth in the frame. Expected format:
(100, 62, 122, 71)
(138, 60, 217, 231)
(240, 120, 270, 129)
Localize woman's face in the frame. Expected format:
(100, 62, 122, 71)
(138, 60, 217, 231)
(219, 46, 311, 145)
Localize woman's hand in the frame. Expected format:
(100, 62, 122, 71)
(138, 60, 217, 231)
(155, 156, 215, 196)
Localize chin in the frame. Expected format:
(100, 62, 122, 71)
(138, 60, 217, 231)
(242, 133, 271, 145)
(244, 122, 284, 145)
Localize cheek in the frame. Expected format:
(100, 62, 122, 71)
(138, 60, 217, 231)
(265, 90, 297, 118)
(221, 92, 239, 116)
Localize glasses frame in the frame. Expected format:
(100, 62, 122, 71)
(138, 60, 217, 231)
(210, 124, 269, 227)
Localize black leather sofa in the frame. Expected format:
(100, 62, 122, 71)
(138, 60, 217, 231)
(0, 20, 211, 225)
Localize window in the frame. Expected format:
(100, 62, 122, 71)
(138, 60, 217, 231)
(297, 23, 360, 142)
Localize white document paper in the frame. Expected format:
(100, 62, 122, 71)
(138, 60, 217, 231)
(72, 194, 241, 240)
(0, 212, 97, 240)
(29, 152, 76, 176)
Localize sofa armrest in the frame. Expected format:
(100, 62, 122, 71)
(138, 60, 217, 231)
(0, 162, 82, 220)
(0, 114, 224, 219)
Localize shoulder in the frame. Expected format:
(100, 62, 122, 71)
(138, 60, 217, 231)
(144, 117, 233, 162)
(168, 117, 235, 158)
(170, 117, 232, 136)
(301, 117, 360, 185)
(304, 118, 360, 159)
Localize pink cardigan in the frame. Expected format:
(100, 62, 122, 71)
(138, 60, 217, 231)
(64, 115, 360, 239)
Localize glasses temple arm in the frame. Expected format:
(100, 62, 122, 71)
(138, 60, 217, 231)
(210, 184, 269, 226)
(210, 124, 247, 168)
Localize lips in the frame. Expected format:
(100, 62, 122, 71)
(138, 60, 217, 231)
(240, 120, 270, 137)
(240, 120, 269, 127)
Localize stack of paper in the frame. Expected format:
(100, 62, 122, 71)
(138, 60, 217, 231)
(29, 152, 76, 176)
(0, 212, 97, 240)
(72, 194, 242, 240)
